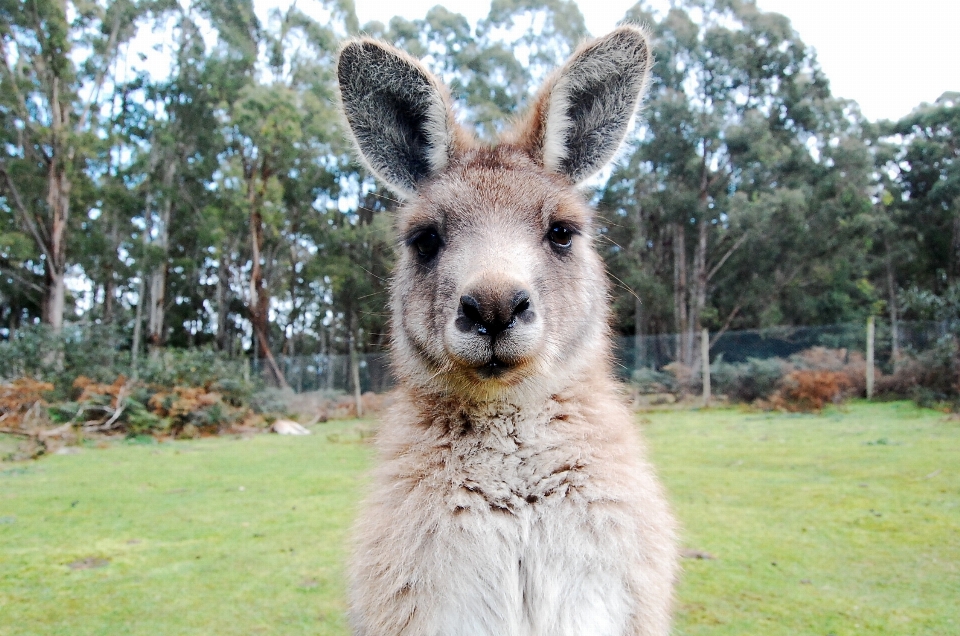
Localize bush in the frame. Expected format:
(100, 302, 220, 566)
(711, 356, 788, 402)
(875, 336, 960, 409)
(0, 327, 272, 444)
(138, 348, 256, 401)
(630, 367, 678, 394)
(788, 346, 868, 397)
(771, 370, 852, 412)
(0, 324, 128, 396)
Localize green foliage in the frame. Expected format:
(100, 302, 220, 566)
(630, 367, 678, 394)
(0, 324, 128, 394)
(0, 0, 952, 391)
(711, 356, 788, 402)
(137, 348, 255, 398)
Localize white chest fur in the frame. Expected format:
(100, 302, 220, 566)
(349, 399, 670, 636)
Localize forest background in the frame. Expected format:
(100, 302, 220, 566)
(1, 0, 958, 394)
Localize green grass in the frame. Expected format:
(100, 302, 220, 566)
(0, 402, 957, 635)
(651, 402, 959, 635)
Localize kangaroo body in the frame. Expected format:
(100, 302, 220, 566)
(338, 26, 678, 636)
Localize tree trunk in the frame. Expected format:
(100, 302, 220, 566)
(323, 325, 334, 391)
(43, 160, 70, 332)
(672, 222, 688, 364)
(689, 210, 709, 370)
(631, 202, 646, 370)
(248, 179, 289, 389)
(147, 161, 176, 357)
(131, 275, 146, 379)
(216, 242, 231, 351)
(41, 75, 71, 333)
(349, 312, 363, 418)
(885, 238, 900, 368)
(634, 295, 645, 370)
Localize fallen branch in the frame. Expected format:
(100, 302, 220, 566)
(0, 427, 36, 437)
(82, 382, 131, 432)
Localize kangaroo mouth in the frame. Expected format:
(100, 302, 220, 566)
(475, 356, 512, 379)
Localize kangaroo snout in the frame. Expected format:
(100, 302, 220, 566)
(446, 275, 542, 376)
(457, 287, 532, 337)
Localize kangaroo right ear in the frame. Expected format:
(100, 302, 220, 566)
(513, 25, 652, 185)
(338, 39, 456, 199)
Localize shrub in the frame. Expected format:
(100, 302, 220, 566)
(875, 336, 960, 409)
(630, 367, 678, 394)
(0, 378, 55, 429)
(771, 370, 852, 412)
(137, 348, 256, 400)
(0, 324, 128, 396)
(711, 356, 788, 402)
(789, 347, 868, 397)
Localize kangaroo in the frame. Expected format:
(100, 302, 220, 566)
(337, 25, 678, 636)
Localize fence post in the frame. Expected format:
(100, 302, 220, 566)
(866, 316, 875, 399)
(701, 327, 711, 407)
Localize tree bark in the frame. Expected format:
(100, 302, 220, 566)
(247, 176, 289, 389)
(634, 295, 645, 370)
(672, 221, 688, 363)
(102, 205, 120, 324)
(43, 76, 71, 332)
(349, 311, 363, 418)
(147, 161, 176, 357)
(689, 213, 708, 369)
(885, 238, 900, 368)
(216, 242, 232, 351)
(131, 275, 146, 379)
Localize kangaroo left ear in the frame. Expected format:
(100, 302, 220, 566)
(338, 39, 457, 199)
(514, 25, 652, 184)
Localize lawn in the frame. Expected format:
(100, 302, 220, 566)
(0, 402, 957, 635)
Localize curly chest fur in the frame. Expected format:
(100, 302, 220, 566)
(352, 400, 663, 636)
(436, 404, 593, 514)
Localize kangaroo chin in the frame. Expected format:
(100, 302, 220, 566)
(338, 25, 678, 636)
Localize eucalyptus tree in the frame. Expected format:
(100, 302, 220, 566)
(885, 93, 960, 294)
(601, 0, 875, 363)
(0, 0, 171, 331)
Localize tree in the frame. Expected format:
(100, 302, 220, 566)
(0, 0, 169, 331)
(600, 0, 875, 364)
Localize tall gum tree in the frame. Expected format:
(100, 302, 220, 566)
(601, 0, 861, 365)
(0, 0, 170, 331)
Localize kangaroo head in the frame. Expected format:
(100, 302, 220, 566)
(338, 27, 651, 402)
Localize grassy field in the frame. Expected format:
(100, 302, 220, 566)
(0, 401, 957, 635)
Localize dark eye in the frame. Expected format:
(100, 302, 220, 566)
(408, 228, 442, 262)
(548, 223, 575, 249)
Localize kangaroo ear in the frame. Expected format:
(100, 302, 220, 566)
(516, 26, 652, 184)
(338, 39, 455, 198)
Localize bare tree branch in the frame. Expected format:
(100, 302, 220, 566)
(0, 161, 54, 263)
(0, 265, 45, 296)
(76, 12, 123, 134)
(707, 231, 749, 282)
(710, 303, 742, 348)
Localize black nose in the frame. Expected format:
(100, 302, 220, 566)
(459, 289, 531, 336)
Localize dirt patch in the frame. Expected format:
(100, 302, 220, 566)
(680, 548, 716, 560)
(68, 557, 110, 570)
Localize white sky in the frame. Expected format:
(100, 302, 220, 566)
(343, 0, 960, 122)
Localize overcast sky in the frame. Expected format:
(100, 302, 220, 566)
(340, 0, 959, 123)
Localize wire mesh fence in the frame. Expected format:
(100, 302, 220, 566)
(613, 320, 950, 380)
(254, 352, 393, 395)
(257, 320, 952, 395)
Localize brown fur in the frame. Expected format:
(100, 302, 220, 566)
(338, 26, 678, 636)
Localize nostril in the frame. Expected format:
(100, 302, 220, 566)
(510, 290, 531, 317)
(460, 295, 484, 325)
